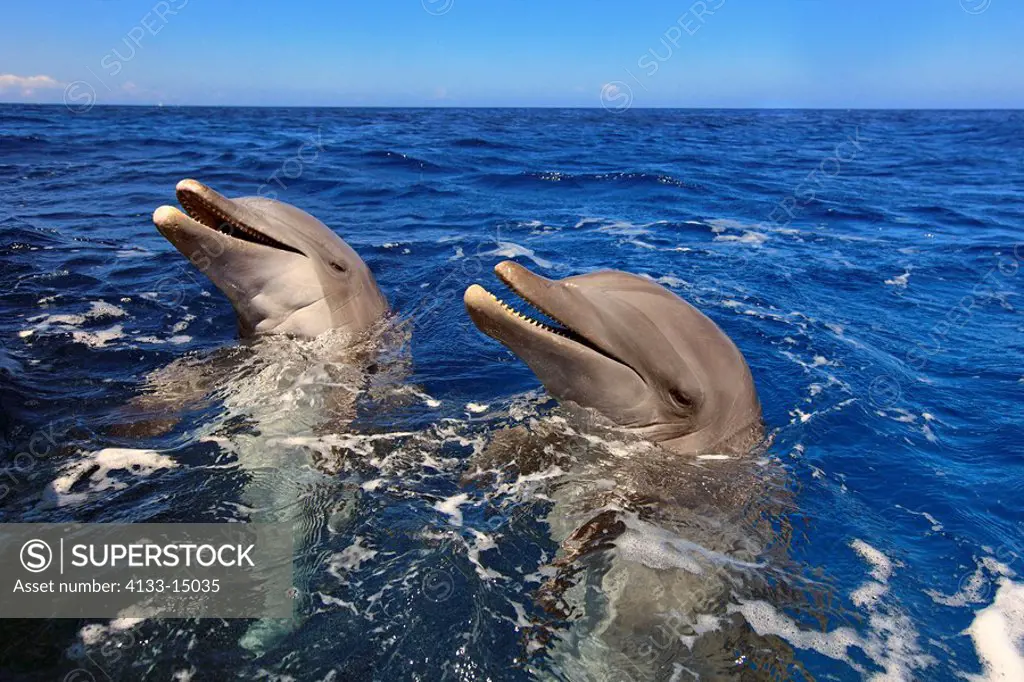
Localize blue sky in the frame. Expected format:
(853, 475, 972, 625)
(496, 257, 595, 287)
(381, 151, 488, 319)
(1, 0, 1021, 107)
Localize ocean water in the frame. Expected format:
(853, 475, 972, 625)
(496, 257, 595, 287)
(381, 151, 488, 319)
(0, 105, 1021, 680)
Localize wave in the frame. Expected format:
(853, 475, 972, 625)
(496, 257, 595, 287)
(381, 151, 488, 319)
(450, 137, 513, 150)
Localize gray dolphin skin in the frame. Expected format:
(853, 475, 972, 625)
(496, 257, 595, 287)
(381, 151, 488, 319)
(465, 260, 763, 454)
(153, 179, 388, 337)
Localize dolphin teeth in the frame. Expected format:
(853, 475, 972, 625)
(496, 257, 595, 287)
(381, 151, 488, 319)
(490, 275, 595, 347)
(487, 290, 566, 335)
(177, 193, 303, 255)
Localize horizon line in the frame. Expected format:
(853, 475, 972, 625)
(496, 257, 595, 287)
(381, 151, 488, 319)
(1, 102, 1022, 112)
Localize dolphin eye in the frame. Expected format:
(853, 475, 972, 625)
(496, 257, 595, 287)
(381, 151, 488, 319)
(330, 261, 348, 274)
(668, 387, 694, 410)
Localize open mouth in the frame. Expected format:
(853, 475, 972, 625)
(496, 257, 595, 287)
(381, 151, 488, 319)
(155, 179, 304, 256)
(465, 263, 622, 365)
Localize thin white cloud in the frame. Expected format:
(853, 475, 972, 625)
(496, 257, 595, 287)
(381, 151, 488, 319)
(0, 74, 63, 95)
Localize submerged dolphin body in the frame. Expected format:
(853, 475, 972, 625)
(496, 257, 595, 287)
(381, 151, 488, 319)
(464, 261, 763, 454)
(154, 179, 387, 338)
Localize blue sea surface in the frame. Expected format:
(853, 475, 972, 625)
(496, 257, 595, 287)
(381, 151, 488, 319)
(0, 105, 1021, 680)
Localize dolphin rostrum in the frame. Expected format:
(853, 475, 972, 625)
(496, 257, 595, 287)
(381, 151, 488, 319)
(154, 179, 388, 338)
(464, 260, 763, 454)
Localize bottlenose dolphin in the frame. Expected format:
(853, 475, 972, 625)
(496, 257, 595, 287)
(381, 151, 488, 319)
(154, 179, 388, 338)
(464, 260, 763, 454)
(464, 263, 788, 678)
(146, 180, 394, 653)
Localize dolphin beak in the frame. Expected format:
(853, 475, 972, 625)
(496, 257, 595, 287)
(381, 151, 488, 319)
(464, 261, 627, 367)
(153, 179, 304, 255)
(152, 204, 188, 238)
(173, 178, 237, 227)
(464, 262, 646, 414)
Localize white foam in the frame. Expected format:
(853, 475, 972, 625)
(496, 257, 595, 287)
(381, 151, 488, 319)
(732, 539, 933, 680)
(885, 270, 911, 288)
(317, 591, 359, 615)
(71, 324, 124, 348)
(465, 529, 503, 581)
(851, 539, 893, 583)
(656, 275, 688, 289)
(733, 600, 861, 662)
(76, 616, 143, 647)
(328, 536, 378, 582)
(483, 241, 555, 269)
(20, 301, 128, 345)
(133, 334, 191, 345)
(26, 312, 85, 326)
(465, 402, 489, 413)
(928, 557, 1013, 607)
(967, 578, 1024, 681)
(434, 493, 470, 527)
(593, 220, 653, 236)
(171, 314, 194, 333)
(713, 231, 767, 245)
(895, 505, 943, 532)
(41, 448, 177, 508)
(86, 301, 127, 318)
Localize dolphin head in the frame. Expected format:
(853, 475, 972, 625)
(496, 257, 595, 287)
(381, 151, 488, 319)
(153, 179, 388, 338)
(465, 261, 763, 454)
